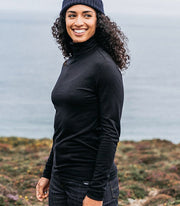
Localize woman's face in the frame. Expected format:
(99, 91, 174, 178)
(65, 4, 97, 43)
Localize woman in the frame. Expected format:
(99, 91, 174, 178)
(36, 0, 129, 205)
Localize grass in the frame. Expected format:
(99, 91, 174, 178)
(0, 137, 180, 206)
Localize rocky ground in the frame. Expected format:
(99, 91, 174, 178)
(0, 137, 180, 206)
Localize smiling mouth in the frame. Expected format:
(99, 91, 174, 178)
(73, 29, 87, 34)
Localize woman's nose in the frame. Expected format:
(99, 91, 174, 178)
(74, 16, 84, 26)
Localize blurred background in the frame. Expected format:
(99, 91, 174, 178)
(0, 0, 180, 143)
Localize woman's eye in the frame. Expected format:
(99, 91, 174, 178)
(68, 14, 76, 18)
(84, 14, 92, 18)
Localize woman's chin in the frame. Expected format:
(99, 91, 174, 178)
(72, 37, 87, 43)
(71, 34, 94, 43)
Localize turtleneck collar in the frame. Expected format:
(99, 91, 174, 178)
(70, 36, 98, 58)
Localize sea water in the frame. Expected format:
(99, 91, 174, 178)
(0, 11, 180, 143)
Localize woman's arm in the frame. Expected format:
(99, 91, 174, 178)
(42, 145, 54, 179)
(86, 61, 124, 201)
(36, 144, 53, 201)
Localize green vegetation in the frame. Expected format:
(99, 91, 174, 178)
(0, 137, 180, 206)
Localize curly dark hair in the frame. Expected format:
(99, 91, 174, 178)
(52, 12, 130, 70)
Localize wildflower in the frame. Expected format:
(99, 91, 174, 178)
(7, 194, 19, 201)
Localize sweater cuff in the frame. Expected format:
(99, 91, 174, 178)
(41, 174, 51, 180)
(86, 189, 105, 201)
(42, 169, 52, 180)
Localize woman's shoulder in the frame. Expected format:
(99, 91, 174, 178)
(93, 47, 121, 75)
(94, 47, 115, 64)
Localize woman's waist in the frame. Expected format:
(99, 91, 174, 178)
(52, 162, 117, 184)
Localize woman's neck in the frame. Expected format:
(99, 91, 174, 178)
(70, 36, 98, 57)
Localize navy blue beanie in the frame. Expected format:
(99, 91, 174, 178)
(60, 0, 104, 15)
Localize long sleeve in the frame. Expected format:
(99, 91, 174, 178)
(42, 145, 54, 180)
(86, 61, 124, 201)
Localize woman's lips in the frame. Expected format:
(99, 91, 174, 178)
(73, 29, 86, 36)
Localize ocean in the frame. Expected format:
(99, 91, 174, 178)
(0, 11, 180, 143)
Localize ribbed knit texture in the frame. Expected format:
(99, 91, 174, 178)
(61, 0, 104, 14)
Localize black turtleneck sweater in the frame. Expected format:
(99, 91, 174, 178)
(42, 37, 124, 201)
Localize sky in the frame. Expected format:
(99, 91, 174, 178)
(0, 0, 180, 16)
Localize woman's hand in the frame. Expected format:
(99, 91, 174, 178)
(83, 195, 103, 206)
(36, 177, 50, 201)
